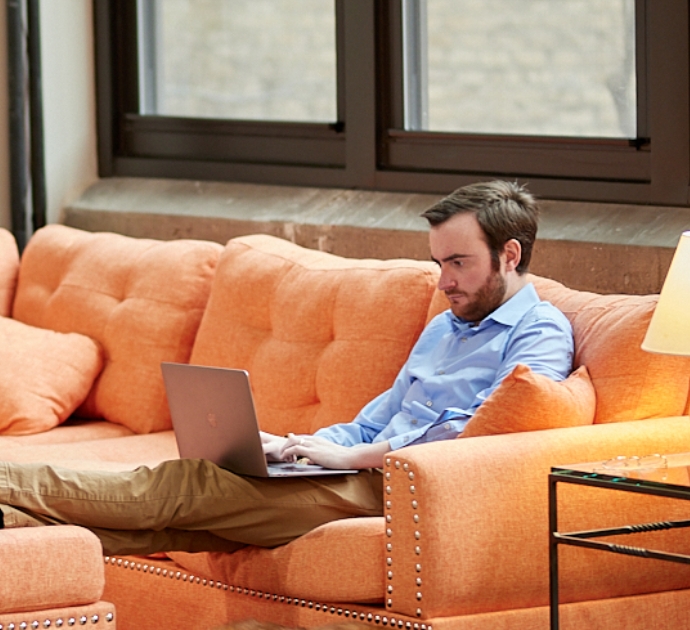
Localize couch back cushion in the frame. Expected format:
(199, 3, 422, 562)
(530, 274, 690, 423)
(0, 228, 19, 317)
(12, 225, 223, 433)
(190, 235, 440, 436)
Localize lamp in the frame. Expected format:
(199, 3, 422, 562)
(642, 230, 690, 355)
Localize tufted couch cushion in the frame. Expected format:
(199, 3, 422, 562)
(0, 228, 19, 317)
(530, 275, 690, 423)
(12, 225, 223, 433)
(190, 235, 440, 436)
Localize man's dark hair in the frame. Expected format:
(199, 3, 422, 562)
(421, 180, 539, 274)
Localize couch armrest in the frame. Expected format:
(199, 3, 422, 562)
(0, 525, 105, 614)
(384, 417, 690, 619)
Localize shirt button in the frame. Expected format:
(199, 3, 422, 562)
(461, 337, 468, 342)
(411, 418, 418, 425)
(437, 369, 445, 375)
(444, 423, 451, 430)
(425, 401, 433, 407)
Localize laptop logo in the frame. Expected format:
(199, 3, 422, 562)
(207, 412, 218, 428)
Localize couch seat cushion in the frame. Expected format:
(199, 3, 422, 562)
(531, 275, 690, 422)
(0, 317, 104, 435)
(168, 516, 384, 603)
(0, 228, 19, 318)
(12, 225, 223, 433)
(461, 364, 595, 437)
(0, 430, 179, 471)
(190, 235, 440, 436)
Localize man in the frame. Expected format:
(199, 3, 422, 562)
(0, 180, 573, 555)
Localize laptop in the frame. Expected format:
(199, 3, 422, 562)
(160, 362, 358, 478)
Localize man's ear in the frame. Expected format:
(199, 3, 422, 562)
(502, 239, 522, 272)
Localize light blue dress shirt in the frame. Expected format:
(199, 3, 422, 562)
(315, 283, 574, 450)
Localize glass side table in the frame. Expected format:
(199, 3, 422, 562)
(549, 452, 690, 630)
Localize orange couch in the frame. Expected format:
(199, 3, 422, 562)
(2, 224, 690, 630)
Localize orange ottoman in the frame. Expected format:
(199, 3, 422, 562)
(0, 525, 117, 628)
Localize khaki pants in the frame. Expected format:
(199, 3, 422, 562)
(0, 459, 383, 555)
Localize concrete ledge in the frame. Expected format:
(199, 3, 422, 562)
(63, 177, 690, 295)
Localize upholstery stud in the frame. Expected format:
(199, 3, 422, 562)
(386, 500, 392, 509)
(408, 472, 415, 481)
(413, 514, 420, 523)
(395, 461, 401, 469)
(387, 543, 393, 552)
(386, 528, 393, 537)
(387, 570, 394, 579)
(412, 500, 418, 509)
(415, 564, 422, 572)
(415, 546, 421, 555)
(386, 485, 392, 495)
(386, 514, 392, 523)
(414, 531, 421, 540)
(387, 557, 393, 566)
(410, 485, 416, 494)
(105, 614, 114, 623)
(403, 464, 409, 472)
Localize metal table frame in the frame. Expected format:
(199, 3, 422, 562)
(549, 466, 690, 630)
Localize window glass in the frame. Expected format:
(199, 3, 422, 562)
(139, 0, 337, 123)
(407, 0, 636, 138)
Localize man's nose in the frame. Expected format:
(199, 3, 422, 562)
(437, 268, 455, 292)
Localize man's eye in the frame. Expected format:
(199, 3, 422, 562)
(453, 259, 464, 267)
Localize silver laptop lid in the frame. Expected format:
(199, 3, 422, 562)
(161, 362, 270, 477)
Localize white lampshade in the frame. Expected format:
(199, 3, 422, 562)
(642, 231, 690, 355)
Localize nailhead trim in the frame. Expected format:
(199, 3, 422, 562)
(0, 612, 114, 630)
(104, 553, 432, 629)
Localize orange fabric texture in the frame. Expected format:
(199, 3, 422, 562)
(168, 516, 384, 603)
(0, 317, 104, 435)
(12, 225, 223, 433)
(0, 526, 104, 613)
(460, 364, 596, 437)
(0, 228, 19, 317)
(530, 274, 690, 423)
(190, 235, 439, 436)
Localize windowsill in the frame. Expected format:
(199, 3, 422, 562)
(63, 177, 690, 295)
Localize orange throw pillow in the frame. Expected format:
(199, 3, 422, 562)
(460, 364, 596, 438)
(0, 317, 104, 435)
(0, 228, 19, 317)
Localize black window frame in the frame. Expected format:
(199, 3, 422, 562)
(94, 0, 690, 206)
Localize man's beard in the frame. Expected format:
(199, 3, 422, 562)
(447, 269, 507, 323)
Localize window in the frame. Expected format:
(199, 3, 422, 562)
(138, 0, 338, 123)
(94, 0, 690, 206)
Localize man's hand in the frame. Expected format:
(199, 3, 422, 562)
(280, 433, 390, 470)
(260, 431, 288, 461)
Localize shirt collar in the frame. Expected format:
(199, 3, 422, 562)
(449, 283, 539, 331)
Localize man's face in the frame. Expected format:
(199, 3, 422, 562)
(429, 212, 508, 323)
